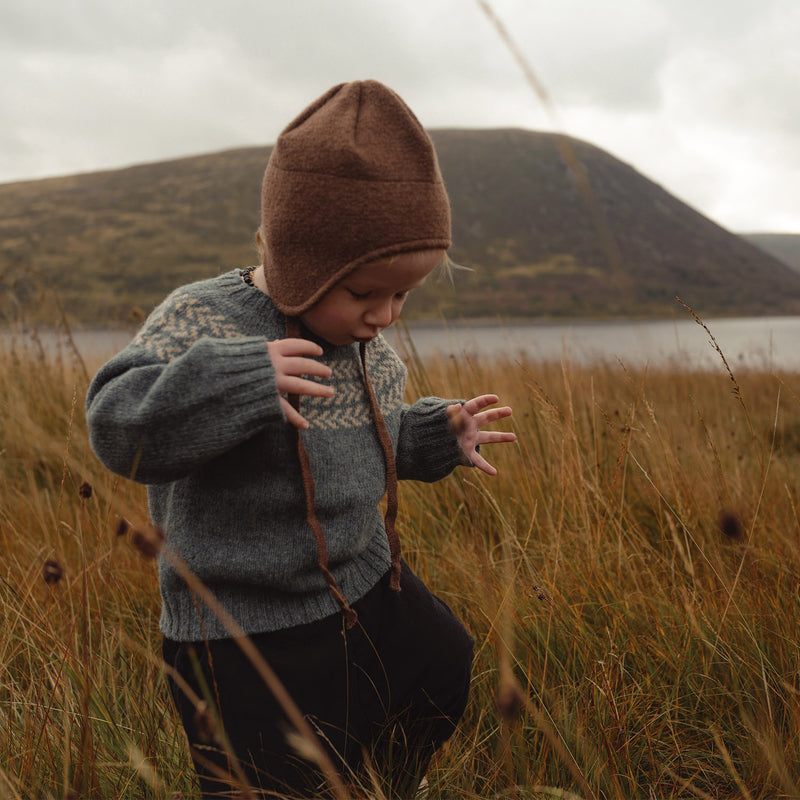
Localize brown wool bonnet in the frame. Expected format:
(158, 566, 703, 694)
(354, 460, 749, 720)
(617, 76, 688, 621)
(261, 80, 452, 315)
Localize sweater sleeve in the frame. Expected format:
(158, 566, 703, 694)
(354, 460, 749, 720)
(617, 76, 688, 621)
(395, 396, 470, 483)
(86, 335, 284, 484)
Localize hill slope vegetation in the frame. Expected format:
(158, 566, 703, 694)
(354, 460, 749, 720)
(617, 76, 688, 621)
(1, 130, 799, 325)
(742, 233, 800, 272)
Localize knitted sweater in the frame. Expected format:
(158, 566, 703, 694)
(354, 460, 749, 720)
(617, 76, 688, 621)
(86, 269, 466, 640)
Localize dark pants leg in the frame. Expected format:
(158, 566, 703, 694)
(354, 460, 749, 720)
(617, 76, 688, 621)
(350, 563, 475, 796)
(162, 561, 474, 798)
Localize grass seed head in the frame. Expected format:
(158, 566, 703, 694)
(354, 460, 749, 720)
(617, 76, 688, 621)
(130, 525, 165, 559)
(717, 510, 745, 541)
(42, 558, 63, 585)
(128, 306, 146, 323)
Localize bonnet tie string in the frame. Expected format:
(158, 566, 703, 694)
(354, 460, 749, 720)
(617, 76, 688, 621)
(359, 341, 402, 591)
(285, 317, 358, 628)
(284, 319, 404, 629)
(290, 395, 359, 629)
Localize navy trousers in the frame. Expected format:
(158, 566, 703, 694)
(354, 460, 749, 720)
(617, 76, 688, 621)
(162, 561, 474, 798)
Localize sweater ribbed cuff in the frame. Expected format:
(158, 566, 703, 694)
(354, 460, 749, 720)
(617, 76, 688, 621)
(396, 396, 466, 482)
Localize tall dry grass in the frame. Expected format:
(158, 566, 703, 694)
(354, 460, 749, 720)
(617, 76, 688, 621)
(0, 333, 188, 799)
(2, 328, 800, 798)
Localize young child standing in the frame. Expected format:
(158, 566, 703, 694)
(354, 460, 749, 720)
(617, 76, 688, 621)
(86, 80, 515, 798)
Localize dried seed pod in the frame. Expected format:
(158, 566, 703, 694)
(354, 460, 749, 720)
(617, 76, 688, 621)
(78, 482, 93, 499)
(43, 558, 64, 585)
(130, 525, 165, 559)
(531, 584, 548, 602)
(128, 306, 145, 323)
(718, 510, 745, 541)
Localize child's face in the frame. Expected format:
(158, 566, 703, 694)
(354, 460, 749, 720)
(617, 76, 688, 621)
(300, 249, 441, 346)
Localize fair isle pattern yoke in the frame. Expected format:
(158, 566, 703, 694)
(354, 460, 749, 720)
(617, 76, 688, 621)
(131, 281, 408, 432)
(301, 338, 406, 431)
(131, 294, 245, 361)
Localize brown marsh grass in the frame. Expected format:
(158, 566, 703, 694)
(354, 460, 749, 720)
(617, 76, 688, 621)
(2, 329, 800, 798)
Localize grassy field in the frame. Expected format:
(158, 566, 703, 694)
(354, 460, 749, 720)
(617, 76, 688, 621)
(2, 326, 800, 799)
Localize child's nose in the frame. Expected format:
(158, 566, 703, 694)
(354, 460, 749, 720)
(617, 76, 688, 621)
(364, 299, 394, 328)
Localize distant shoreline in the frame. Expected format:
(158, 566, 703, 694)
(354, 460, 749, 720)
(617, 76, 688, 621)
(6, 315, 800, 372)
(2, 305, 791, 337)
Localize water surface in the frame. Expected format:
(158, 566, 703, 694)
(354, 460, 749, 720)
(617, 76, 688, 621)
(6, 316, 800, 372)
(386, 316, 800, 372)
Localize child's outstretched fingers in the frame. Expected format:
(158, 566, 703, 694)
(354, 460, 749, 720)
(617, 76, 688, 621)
(267, 338, 335, 429)
(448, 395, 516, 476)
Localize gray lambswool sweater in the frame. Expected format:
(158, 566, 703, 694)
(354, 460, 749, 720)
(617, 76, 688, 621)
(86, 270, 466, 641)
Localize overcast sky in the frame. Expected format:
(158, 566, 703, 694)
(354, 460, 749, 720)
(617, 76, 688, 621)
(3, 0, 798, 233)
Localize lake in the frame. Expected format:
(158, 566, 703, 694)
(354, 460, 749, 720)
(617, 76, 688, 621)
(385, 316, 800, 371)
(5, 316, 800, 372)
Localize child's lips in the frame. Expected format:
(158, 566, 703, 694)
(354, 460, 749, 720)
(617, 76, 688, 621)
(354, 329, 380, 343)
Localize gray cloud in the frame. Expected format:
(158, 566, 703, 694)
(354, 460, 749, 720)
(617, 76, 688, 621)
(1, 0, 798, 231)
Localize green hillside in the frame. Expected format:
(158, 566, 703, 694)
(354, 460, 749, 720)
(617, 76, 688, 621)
(2, 130, 799, 326)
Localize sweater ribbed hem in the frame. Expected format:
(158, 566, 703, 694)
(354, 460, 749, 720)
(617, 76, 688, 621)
(158, 530, 392, 640)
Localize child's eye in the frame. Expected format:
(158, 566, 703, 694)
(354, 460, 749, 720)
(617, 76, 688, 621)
(394, 291, 409, 301)
(348, 289, 370, 300)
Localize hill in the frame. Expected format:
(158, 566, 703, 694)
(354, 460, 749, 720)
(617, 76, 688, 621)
(431, 130, 800, 319)
(742, 233, 800, 272)
(2, 130, 800, 325)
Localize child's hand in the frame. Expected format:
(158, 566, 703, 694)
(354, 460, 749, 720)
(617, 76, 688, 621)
(267, 339, 334, 429)
(447, 394, 516, 476)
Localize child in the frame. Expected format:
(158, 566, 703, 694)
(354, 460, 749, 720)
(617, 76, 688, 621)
(86, 80, 515, 798)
